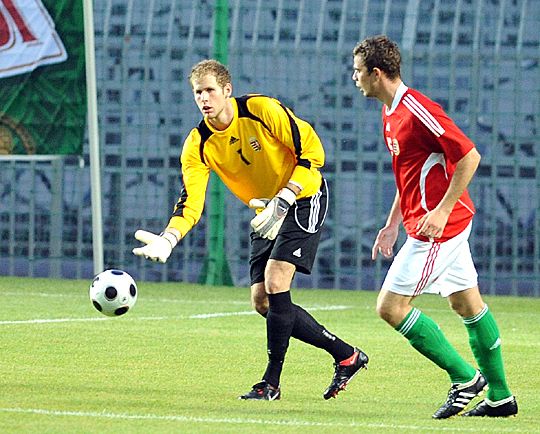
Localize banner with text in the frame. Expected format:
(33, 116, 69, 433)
(0, 0, 86, 155)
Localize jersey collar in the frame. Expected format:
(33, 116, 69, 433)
(385, 82, 408, 115)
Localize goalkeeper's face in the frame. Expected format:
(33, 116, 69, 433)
(192, 74, 233, 124)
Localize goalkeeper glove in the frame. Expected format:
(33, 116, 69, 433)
(249, 187, 296, 240)
(132, 230, 179, 263)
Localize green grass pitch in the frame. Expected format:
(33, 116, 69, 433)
(0, 276, 538, 433)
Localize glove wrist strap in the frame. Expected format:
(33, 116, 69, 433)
(277, 187, 296, 206)
(161, 231, 179, 249)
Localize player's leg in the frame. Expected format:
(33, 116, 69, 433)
(248, 180, 363, 362)
(448, 286, 517, 417)
(272, 182, 367, 398)
(250, 282, 268, 315)
(239, 259, 298, 400)
(260, 259, 296, 389)
(251, 282, 358, 362)
(241, 180, 367, 400)
(377, 289, 477, 383)
(378, 231, 484, 418)
(250, 276, 367, 400)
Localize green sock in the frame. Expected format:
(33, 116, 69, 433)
(463, 304, 512, 401)
(396, 308, 476, 384)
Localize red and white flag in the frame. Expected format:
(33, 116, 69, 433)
(0, 0, 67, 79)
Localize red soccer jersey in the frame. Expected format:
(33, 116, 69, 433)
(382, 84, 476, 242)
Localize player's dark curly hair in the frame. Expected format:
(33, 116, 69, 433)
(353, 35, 401, 80)
(189, 59, 232, 88)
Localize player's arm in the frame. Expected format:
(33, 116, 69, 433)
(166, 157, 210, 236)
(372, 190, 402, 260)
(416, 147, 481, 238)
(257, 97, 325, 196)
(248, 98, 323, 238)
(133, 130, 210, 262)
(283, 111, 325, 196)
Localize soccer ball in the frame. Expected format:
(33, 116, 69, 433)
(89, 269, 138, 317)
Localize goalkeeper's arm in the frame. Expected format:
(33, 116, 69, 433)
(132, 228, 181, 263)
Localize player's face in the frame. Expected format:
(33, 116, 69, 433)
(352, 55, 376, 98)
(192, 74, 232, 121)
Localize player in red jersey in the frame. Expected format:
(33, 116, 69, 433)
(352, 35, 517, 418)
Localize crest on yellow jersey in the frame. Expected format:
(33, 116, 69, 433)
(249, 136, 261, 151)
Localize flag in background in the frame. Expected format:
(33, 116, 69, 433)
(0, 0, 86, 155)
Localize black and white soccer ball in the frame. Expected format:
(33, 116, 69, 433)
(89, 269, 138, 317)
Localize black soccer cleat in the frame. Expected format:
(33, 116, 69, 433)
(461, 396, 518, 417)
(238, 381, 281, 401)
(323, 348, 369, 400)
(432, 371, 487, 419)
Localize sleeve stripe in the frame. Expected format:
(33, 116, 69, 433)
(196, 120, 213, 165)
(403, 94, 445, 137)
(278, 102, 309, 168)
(172, 182, 188, 217)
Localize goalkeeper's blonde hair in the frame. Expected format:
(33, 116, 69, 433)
(189, 59, 231, 88)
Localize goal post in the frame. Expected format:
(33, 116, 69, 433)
(83, 0, 104, 275)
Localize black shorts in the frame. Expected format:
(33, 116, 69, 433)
(249, 179, 328, 285)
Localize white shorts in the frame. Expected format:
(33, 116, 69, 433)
(382, 223, 478, 297)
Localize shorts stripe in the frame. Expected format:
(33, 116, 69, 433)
(295, 179, 328, 233)
(308, 190, 321, 232)
(397, 307, 420, 336)
(414, 242, 441, 296)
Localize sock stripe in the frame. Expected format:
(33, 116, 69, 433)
(486, 395, 515, 407)
(463, 304, 488, 325)
(397, 308, 421, 336)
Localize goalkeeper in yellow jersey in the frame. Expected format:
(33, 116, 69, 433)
(133, 59, 368, 400)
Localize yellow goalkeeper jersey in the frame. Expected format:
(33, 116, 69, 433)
(167, 94, 325, 237)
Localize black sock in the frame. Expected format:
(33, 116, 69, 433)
(263, 292, 295, 387)
(257, 304, 354, 362)
(292, 304, 354, 362)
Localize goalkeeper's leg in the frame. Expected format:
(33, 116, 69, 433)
(244, 179, 367, 397)
(251, 282, 355, 362)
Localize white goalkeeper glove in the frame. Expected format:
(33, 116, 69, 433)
(132, 230, 179, 263)
(249, 188, 296, 240)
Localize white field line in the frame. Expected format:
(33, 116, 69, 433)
(0, 291, 249, 305)
(0, 407, 528, 432)
(4, 292, 531, 318)
(190, 304, 349, 319)
(0, 305, 350, 326)
(1, 291, 491, 314)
